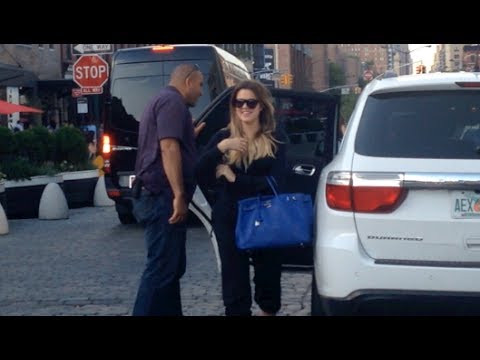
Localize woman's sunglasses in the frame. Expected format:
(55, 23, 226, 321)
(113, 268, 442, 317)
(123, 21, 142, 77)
(232, 99, 260, 109)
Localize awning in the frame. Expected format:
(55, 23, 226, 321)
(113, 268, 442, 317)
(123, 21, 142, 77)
(0, 99, 43, 115)
(0, 63, 38, 87)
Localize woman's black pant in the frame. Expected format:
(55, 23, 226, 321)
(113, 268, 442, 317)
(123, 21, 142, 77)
(212, 207, 282, 316)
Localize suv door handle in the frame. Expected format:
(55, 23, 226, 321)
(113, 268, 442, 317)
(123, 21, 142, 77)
(293, 164, 316, 176)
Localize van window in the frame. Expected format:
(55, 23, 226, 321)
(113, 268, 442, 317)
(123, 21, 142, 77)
(111, 60, 214, 128)
(274, 95, 333, 157)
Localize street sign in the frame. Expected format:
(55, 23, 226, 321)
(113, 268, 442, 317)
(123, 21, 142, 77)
(71, 88, 83, 98)
(73, 55, 109, 89)
(77, 97, 88, 114)
(363, 70, 373, 81)
(81, 87, 103, 95)
(341, 88, 350, 95)
(72, 44, 113, 55)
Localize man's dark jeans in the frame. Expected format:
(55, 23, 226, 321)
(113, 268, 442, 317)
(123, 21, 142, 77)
(132, 190, 187, 316)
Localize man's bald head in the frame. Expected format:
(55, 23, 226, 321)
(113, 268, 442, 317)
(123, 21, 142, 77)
(169, 63, 204, 107)
(170, 64, 200, 84)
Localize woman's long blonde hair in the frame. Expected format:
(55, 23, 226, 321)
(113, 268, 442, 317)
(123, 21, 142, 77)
(225, 80, 278, 169)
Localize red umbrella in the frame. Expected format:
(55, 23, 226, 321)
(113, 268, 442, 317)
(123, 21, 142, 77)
(0, 100, 43, 115)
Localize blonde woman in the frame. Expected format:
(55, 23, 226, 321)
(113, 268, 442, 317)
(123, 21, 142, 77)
(195, 80, 286, 316)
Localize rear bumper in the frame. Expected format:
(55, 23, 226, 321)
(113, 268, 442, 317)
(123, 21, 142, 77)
(104, 176, 133, 204)
(319, 291, 480, 316)
(314, 233, 480, 301)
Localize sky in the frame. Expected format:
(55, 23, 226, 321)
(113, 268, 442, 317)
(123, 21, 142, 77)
(408, 44, 436, 70)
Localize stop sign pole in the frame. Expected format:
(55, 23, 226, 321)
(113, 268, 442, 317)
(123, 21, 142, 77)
(73, 55, 109, 94)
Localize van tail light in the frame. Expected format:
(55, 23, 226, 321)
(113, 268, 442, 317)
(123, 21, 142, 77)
(101, 135, 111, 174)
(326, 172, 407, 213)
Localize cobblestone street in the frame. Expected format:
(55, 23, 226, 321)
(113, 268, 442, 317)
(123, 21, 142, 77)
(0, 206, 312, 316)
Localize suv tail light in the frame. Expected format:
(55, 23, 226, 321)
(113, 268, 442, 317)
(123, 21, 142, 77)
(326, 172, 407, 213)
(101, 134, 111, 174)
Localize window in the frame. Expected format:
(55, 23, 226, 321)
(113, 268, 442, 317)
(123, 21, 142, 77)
(274, 95, 332, 157)
(356, 91, 480, 159)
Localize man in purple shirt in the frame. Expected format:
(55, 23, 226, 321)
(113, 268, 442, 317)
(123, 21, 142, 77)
(132, 63, 205, 316)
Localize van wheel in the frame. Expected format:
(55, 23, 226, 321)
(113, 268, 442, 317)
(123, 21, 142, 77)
(311, 272, 326, 316)
(115, 203, 137, 224)
(118, 211, 137, 224)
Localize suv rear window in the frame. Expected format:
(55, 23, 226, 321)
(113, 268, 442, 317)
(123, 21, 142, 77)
(355, 90, 480, 159)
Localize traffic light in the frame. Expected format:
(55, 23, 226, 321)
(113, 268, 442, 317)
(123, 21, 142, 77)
(286, 73, 293, 85)
(280, 73, 293, 85)
(416, 65, 427, 74)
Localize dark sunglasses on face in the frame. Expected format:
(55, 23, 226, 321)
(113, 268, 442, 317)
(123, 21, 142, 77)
(185, 63, 200, 79)
(232, 99, 260, 109)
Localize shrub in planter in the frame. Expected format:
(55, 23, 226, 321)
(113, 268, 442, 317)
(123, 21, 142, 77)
(0, 171, 6, 210)
(54, 126, 89, 167)
(0, 127, 15, 161)
(30, 126, 55, 163)
(54, 127, 97, 208)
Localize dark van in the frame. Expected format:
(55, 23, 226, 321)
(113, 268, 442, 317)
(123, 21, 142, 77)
(102, 44, 251, 224)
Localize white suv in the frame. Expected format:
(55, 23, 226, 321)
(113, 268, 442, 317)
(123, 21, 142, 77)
(312, 72, 480, 315)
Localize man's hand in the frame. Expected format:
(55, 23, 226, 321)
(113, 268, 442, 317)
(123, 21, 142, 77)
(194, 122, 206, 138)
(169, 194, 188, 224)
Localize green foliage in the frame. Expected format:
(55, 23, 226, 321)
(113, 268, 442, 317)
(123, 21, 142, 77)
(14, 129, 44, 165)
(0, 127, 15, 158)
(0, 124, 92, 180)
(30, 126, 55, 162)
(340, 93, 360, 122)
(58, 160, 96, 172)
(328, 62, 346, 88)
(14, 127, 55, 165)
(0, 158, 40, 181)
(55, 126, 89, 165)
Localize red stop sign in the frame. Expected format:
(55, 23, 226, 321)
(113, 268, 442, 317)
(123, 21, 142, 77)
(73, 55, 109, 88)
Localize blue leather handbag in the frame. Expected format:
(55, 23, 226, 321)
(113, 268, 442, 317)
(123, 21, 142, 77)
(235, 177, 313, 250)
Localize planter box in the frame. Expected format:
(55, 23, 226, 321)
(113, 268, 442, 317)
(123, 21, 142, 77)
(5, 175, 63, 219)
(0, 180, 5, 211)
(60, 170, 99, 209)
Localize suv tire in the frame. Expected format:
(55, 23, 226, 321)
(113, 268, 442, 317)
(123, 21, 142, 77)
(115, 203, 137, 225)
(311, 272, 326, 316)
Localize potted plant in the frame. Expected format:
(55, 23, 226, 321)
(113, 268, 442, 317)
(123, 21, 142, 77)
(0, 172, 6, 211)
(55, 126, 99, 208)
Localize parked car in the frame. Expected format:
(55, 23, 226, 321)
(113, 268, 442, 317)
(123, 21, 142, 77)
(103, 85, 341, 270)
(312, 71, 480, 316)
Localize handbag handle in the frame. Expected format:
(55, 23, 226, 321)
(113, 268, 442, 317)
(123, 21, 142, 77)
(265, 176, 279, 196)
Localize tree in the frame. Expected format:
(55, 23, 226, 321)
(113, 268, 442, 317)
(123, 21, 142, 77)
(340, 93, 359, 122)
(328, 62, 346, 88)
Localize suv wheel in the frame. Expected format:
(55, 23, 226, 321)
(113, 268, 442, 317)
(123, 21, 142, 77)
(311, 272, 326, 316)
(118, 211, 137, 224)
(115, 203, 137, 225)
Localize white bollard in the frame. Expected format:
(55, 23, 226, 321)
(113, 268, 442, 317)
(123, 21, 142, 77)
(38, 183, 69, 220)
(0, 202, 8, 235)
(94, 175, 115, 207)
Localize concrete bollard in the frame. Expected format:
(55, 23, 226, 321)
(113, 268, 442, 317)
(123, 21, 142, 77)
(94, 175, 115, 207)
(38, 183, 69, 220)
(0, 202, 8, 235)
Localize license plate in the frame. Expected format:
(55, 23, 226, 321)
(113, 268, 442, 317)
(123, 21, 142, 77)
(451, 190, 480, 218)
(129, 175, 136, 188)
